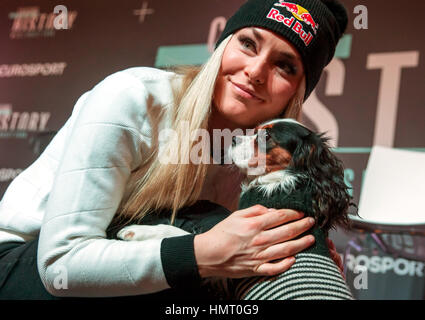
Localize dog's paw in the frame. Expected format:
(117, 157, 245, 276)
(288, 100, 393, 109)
(117, 224, 190, 241)
(117, 226, 138, 241)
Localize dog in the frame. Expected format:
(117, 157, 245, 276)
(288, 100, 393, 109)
(228, 118, 355, 300)
(229, 118, 353, 234)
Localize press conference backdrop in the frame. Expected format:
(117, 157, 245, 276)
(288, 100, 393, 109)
(0, 0, 424, 299)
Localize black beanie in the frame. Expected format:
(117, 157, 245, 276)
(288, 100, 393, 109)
(216, 0, 348, 101)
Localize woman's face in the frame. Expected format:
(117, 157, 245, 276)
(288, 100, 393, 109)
(212, 27, 304, 130)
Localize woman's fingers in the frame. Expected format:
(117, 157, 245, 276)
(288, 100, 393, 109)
(237, 206, 306, 233)
(253, 216, 315, 246)
(255, 234, 315, 262)
(253, 235, 315, 276)
(238, 204, 270, 218)
(253, 209, 305, 230)
(255, 256, 296, 276)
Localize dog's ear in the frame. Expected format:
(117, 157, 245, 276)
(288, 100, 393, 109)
(292, 132, 353, 233)
(290, 130, 320, 172)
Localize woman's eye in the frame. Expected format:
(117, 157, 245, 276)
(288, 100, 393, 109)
(276, 61, 297, 75)
(238, 36, 256, 52)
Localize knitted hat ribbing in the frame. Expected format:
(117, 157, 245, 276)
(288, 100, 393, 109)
(216, 0, 348, 101)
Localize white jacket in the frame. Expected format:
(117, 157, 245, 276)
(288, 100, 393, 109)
(0, 67, 242, 297)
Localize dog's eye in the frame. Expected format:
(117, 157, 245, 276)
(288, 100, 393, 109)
(256, 130, 269, 140)
(264, 130, 273, 142)
(256, 129, 275, 149)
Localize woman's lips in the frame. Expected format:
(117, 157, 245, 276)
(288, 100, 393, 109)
(231, 81, 264, 101)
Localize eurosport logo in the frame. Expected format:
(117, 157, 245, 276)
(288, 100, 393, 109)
(0, 63, 67, 78)
(9, 6, 78, 39)
(345, 254, 424, 277)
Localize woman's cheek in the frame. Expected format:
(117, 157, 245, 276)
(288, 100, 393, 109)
(222, 51, 245, 73)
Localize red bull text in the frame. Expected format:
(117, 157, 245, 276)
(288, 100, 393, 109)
(267, 8, 314, 46)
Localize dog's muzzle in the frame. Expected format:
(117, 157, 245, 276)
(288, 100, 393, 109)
(228, 133, 267, 176)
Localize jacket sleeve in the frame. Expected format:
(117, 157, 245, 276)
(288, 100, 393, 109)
(37, 70, 200, 297)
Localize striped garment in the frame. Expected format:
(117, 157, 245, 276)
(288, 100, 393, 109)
(235, 252, 354, 300)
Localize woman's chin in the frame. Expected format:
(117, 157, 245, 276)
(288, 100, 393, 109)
(211, 105, 259, 130)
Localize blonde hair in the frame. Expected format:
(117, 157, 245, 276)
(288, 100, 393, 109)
(281, 76, 305, 121)
(114, 34, 306, 227)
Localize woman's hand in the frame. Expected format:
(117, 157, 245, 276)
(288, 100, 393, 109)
(194, 204, 316, 278)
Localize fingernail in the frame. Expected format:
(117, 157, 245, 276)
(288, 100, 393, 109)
(308, 217, 315, 224)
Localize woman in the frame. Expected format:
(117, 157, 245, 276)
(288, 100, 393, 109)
(0, 0, 347, 299)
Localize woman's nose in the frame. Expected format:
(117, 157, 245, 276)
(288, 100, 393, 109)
(245, 58, 267, 85)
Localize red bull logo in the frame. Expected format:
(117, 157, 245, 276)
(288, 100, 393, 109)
(266, 1, 320, 47)
(275, 1, 319, 33)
